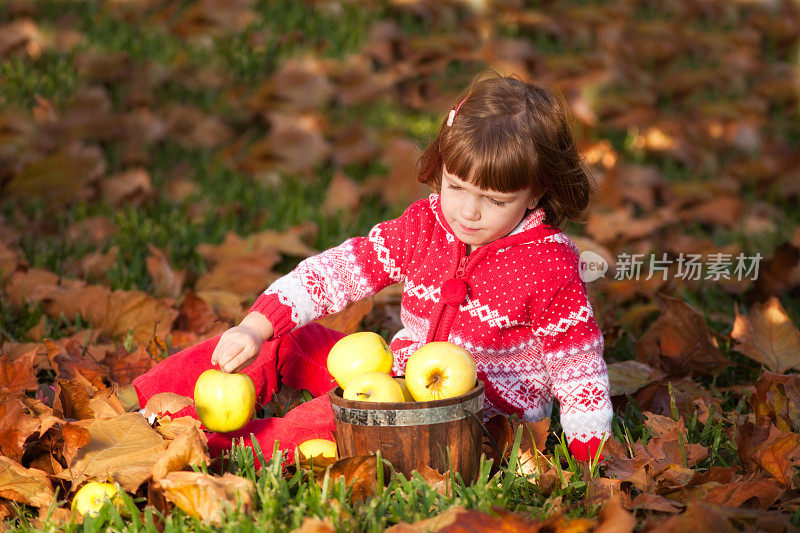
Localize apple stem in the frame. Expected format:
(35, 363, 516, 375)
(426, 375, 440, 389)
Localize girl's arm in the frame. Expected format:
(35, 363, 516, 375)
(531, 248, 613, 461)
(248, 201, 421, 339)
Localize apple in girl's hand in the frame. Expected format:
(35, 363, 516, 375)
(297, 438, 338, 459)
(194, 369, 256, 433)
(394, 377, 415, 402)
(343, 371, 406, 402)
(405, 342, 477, 401)
(71, 482, 121, 517)
(327, 332, 393, 389)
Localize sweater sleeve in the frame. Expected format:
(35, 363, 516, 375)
(248, 203, 417, 338)
(530, 246, 612, 462)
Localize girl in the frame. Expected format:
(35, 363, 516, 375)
(125, 73, 612, 463)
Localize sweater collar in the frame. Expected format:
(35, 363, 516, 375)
(428, 193, 558, 250)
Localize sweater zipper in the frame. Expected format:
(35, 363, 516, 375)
(430, 245, 469, 342)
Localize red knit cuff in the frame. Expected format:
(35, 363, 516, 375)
(568, 436, 604, 462)
(248, 293, 296, 338)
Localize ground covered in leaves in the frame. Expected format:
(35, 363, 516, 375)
(1, 0, 799, 531)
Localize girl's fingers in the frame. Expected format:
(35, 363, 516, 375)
(221, 346, 254, 373)
(216, 342, 245, 373)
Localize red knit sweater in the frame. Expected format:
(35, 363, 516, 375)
(250, 194, 612, 461)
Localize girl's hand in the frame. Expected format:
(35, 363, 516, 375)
(210, 312, 274, 373)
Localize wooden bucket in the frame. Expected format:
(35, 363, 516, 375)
(329, 380, 484, 483)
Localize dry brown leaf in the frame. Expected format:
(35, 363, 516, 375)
(703, 478, 786, 510)
(752, 426, 800, 488)
(594, 494, 635, 533)
(163, 105, 233, 149)
(158, 471, 254, 525)
(144, 393, 194, 419)
(654, 499, 793, 532)
(103, 290, 179, 345)
(364, 138, 428, 207)
(175, 291, 221, 335)
(0, 18, 44, 59)
(101, 167, 153, 206)
(78, 246, 119, 282)
(749, 372, 800, 433)
(0, 456, 54, 508)
(635, 295, 730, 376)
(0, 348, 39, 397)
(386, 505, 542, 532)
(414, 464, 450, 496)
(629, 492, 684, 514)
(146, 244, 186, 299)
(250, 58, 333, 112)
(154, 416, 205, 441)
(291, 517, 336, 533)
(330, 122, 381, 167)
(322, 170, 363, 216)
(53, 379, 95, 421)
(4, 142, 106, 205)
(321, 455, 383, 503)
(240, 112, 330, 176)
(105, 344, 160, 388)
(0, 399, 41, 462)
(60, 412, 168, 493)
(87, 387, 126, 419)
(315, 299, 374, 335)
(151, 426, 210, 481)
(607, 360, 666, 396)
(170, 0, 256, 38)
(731, 296, 800, 374)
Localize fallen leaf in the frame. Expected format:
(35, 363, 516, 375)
(151, 427, 210, 481)
(4, 142, 106, 205)
(703, 478, 786, 510)
(752, 426, 800, 488)
(594, 494, 635, 533)
(731, 296, 800, 373)
(53, 379, 95, 421)
(321, 455, 384, 502)
(0, 399, 41, 462)
(175, 291, 221, 335)
(322, 170, 363, 216)
(101, 167, 154, 206)
(144, 393, 194, 419)
(158, 471, 254, 525)
(635, 295, 730, 376)
(749, 372, 800, 433)
(607, 360, 666, 396)
(0, 456, 54, 508)
(146, 244, 186, 299)
(654, 499, 793, 532)
(60, 412, 168, 493)
(292, 517, 336, 533)
(386, 505, 542, 532)
(315, 298, 374, 334)
(0, 348, 39, 397)
(0, 18, 44, 59)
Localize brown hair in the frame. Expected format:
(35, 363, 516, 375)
(417, 72, 595, 228)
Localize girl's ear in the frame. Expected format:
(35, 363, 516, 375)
(527, 193, 541, 210)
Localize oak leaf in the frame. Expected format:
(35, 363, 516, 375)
(607, 360, 665, 396)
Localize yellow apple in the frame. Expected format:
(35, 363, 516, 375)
(394, 377, 415, 402)
(405, 342, 477, 402)
(327, 331, 393, 389)
(71, 482, 121, 517)
(194, 369, 256, 433)
(343, 371, 406, 402)
(297, 438, 338, 459)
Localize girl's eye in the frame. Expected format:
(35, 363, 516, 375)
(447, 184, 462, 191)
(489, 198, 506, 206)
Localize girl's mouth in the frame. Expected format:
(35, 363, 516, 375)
(458, 222, 480, 234)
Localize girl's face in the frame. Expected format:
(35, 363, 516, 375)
(440, 165, 540, 251)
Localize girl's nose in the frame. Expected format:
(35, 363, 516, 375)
(460, 197, 481, 221)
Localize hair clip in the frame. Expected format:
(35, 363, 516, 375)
(446, 97, 468, 127)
